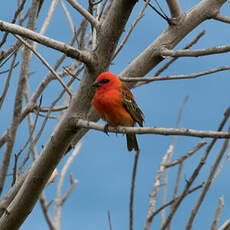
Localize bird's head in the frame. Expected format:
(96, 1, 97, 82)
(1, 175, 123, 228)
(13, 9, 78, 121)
(92, 72, 122, 91)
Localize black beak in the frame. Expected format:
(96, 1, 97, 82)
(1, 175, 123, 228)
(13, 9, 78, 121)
(92, 81, 101, 88)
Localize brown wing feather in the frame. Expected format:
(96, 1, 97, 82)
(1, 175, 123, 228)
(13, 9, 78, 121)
(119, 84, 144, 127)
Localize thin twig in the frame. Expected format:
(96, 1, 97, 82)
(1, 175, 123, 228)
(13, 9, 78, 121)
(165, 141, 207, 167)
(218, 217, 230, 230)
(185, 126, 230, 230)
(149, 182, 204, 221)
(161, 96, 188, 227)
(144, 147, 173, 230)
(66, 0, 99, 28)
(14, 34, 72, 97)
(36, 105, 68, 112)
(60, 0, 75, 33)
(144, 0, 170, 23)
(129, 149, 140, 230)
(0, 20, 92, 63)
(63, 66, 81, 81)
(54, 143, 82, 230)
(0, 62, 19, 75)
(0, 0, 27, 47)
(161, 43, 230, 57)
(161, 107, 230, 230)
(213, 149, 230, 183)
(98, 0, 109, 20)
(108, 210, 113, 230)
(40, 192, 56, 230)
(154, 30, 206, 76)
(18, 77, 76, 174)
(0, 41, 21, 67)
(113, 0, 150, 59)
(61, 174, 78, 204)
(121, 65, 230, 85)
(15, 96, 42, 160)
(211, 197, 224, 230)
(0, 53, 18, 111)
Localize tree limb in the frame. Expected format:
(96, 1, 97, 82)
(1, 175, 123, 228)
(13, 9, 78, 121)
(166, 0, 183, 19)
(213, 13, 230, 23)
(0, 20, 93, 66)
(66, 0, 99, 29)
(161, 44, 230, 57)
(75, 119, 230, 138)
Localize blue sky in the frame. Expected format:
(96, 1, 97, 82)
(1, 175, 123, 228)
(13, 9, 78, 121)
(1, 1, 230, 229)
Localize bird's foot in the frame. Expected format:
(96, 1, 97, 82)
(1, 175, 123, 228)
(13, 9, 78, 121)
(104, 124, 110, 136)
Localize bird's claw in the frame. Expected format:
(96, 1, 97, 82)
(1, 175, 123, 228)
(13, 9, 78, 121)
(104, 124, 109, 136)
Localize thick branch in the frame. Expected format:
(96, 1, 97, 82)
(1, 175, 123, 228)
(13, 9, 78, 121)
(0, 20, 93, 66)
(166, 0, 183, 18)
(120, 0, 226, 82)
(75, 119, 230, 138)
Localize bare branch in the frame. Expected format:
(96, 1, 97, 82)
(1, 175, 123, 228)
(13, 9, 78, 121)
(14, 34, 73, 97)
(66, 0, 99, 29)
(218, 217, 230, 230)
(154, 30, 206, 76)
(76, 119, 230, 138)
(121, 65, 230, 86)
(0, 0, 27, 47)
(161, 44, 230, 57)
(0, 20, 93, 65)
(63, 66, 81, 81)
(54, 143, 82, 230)
(113, 0, 150, 59)
(161, 106, 230, 230)
(14, 96, 42, 164)
(61, 174, 78, 204)
(40, 192, 56, 230)
(0, 0, 39, 195)
(213, 149, 230, 183)
(165, 141, 207, 168)
(166, 0, 183, 19)
(213, 13, 230, 24)
(107, 210, 113, 230)
(0, 41, 21, 67)
(185, 126, 230, 230)
(211, 197, 224, 230)
(148, 183, 204, 221)
(0, 52, 18, 111)
(37, 105, 68, 113)
(144, 146, 173, 230)
(162, 96, 189, 227)
(18, 78, 76, 175)
(60, 0, 74, 33)
(129, 150, 140, 230)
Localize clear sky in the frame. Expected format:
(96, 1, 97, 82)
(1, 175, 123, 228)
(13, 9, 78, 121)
(1, 1, 230, 229)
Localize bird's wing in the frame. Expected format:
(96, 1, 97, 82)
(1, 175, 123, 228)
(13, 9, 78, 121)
(119, 84, 144, 127)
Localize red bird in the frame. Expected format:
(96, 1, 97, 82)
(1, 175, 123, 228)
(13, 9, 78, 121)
(92, 72, 144, 152)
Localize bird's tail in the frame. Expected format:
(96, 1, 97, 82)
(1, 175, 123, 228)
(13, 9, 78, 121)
(126, 133, 139, 152)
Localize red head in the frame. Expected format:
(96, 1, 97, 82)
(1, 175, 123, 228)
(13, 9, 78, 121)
(92, 72, 122, 91)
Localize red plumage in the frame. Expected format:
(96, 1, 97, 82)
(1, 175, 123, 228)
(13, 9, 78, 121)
(92, 72, 144, 151)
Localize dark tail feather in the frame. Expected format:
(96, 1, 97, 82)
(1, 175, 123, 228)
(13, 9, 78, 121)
(126, 133, 139, 152)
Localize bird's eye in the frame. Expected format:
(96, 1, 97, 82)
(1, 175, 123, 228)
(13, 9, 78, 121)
(100, 79, 110, 84)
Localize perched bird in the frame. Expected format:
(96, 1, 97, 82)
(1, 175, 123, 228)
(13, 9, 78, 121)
(92, 72, 144, 151)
